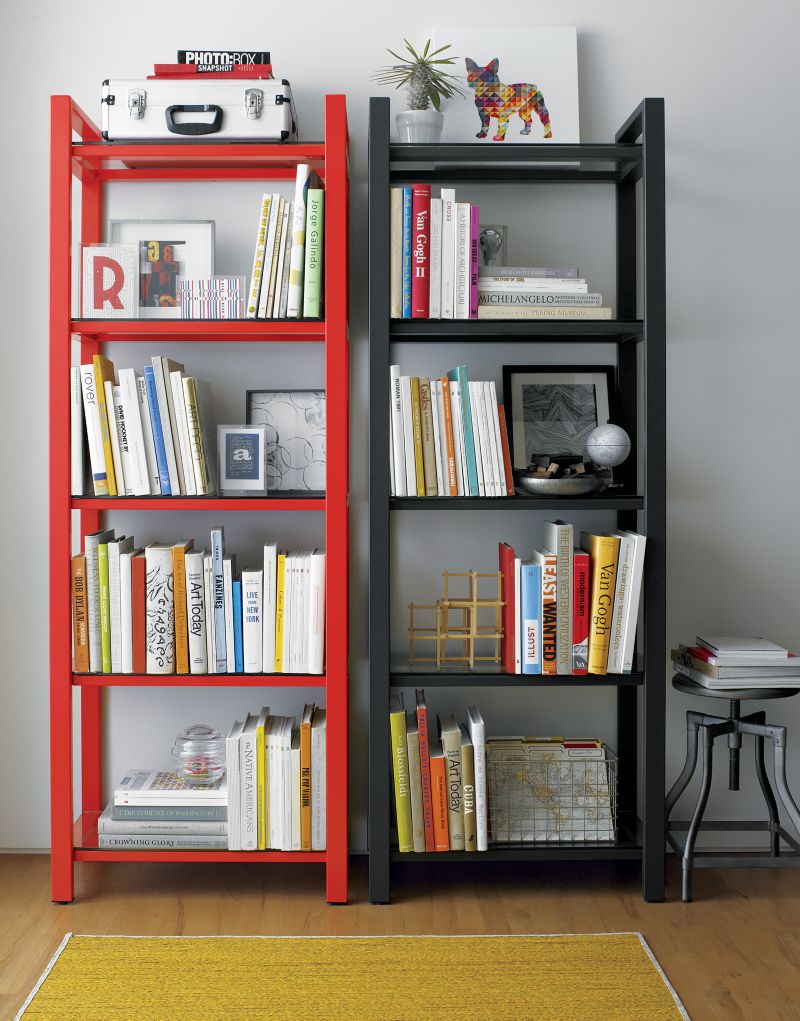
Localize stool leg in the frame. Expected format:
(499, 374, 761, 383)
(770, 728, 800, 838)
(752, 711, 781, 857)
(682, 726, 715, 902)
(665, 712, 700, 821)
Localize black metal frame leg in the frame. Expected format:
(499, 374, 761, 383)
(770, 727, 800, 836)
(750, 711, 781, 857)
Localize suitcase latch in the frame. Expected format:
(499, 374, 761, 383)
(244, 88, 263, 119)
(128, 89, 146, 119)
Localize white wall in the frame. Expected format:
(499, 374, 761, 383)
(2, 0, 799, 853)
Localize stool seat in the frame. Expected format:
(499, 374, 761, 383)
(673, 673, 800, 701)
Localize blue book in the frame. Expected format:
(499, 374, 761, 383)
(520, 561, 542, 675)
(210, 526, 227, 672)
(447, 365, 479, 496)
(232, 579, 244, 673)
(401, 187, 413, 318)
(143, 365, 171, 495)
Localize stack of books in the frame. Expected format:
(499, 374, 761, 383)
(226, 704, 326, 851)
(71, 354, 216, 498)
(389, 364, 514, 498)
(477, 265, 611, 321)
(70, 526, 325, 675)
(390, 692, 487, 853)
(671, 636, 800, 690)
(99, 769, 228, 850)
(500, 523, 646, 676)
(245, 165, 324, 321)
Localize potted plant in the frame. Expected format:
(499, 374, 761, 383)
(373, 38, 464, 143)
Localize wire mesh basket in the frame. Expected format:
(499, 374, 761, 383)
(487, 743, 618, 844)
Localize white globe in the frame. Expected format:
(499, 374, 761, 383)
(586, 424, 631, 467)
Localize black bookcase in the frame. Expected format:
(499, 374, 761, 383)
(367, 96, 666, 903)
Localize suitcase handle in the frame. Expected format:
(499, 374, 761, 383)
(165, 104, 223, 135)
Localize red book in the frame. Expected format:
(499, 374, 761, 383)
(572, 550, 590, 675)
(410, 185, 431, 318)
(131, 552, 146, 675)
(497, 404, 515, 494)
(429, 742, 450, 851)
(415, 689, 436, 852)
(499, 542, 516, 674)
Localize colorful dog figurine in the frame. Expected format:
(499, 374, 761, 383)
(465, 57, 552, 141)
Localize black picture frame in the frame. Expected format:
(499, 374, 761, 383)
(245, 388, 326, 495)
(501, 364, 617, 469)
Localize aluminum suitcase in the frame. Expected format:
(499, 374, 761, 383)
(101, 78, 297, 141)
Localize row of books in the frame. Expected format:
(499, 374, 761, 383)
(71, 354, 216, 498)
(71, 526, 325, 675)
(226, 705, 326, 851)
(245, 166, 324, 321)
(476, 265, 612, 321)
(389, 364, 514, 498)
(500, 524, 646, 676)
(672, 635, 799, 690)
(390, 692, 487, 853)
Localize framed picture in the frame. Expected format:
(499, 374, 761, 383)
(81, 244, 138, 318)
(109, 220, 215, 318)
(502, 365, 615, 469)
(217, 424, 268, 495)
(246, 390, 326, 494)
(432, 27, 579, 144)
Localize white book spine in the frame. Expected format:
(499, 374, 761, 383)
(308, 552, 325, 675)
(469, 716, 488, 851)
(488, 381, 507, 496)
(479, 278, 588, 292)
(434, 381, 451, 496)
(390, 188, 403, 318)
(514, 556, 522, 674)
(282, 554, 293, 671)
(440, 188, 456, 319)
(226, 724, 241, 849)
(262, 543, 278, 673)
(239, 726, 258, 851)
(277, 204, 293, 318)
(399, 376, 416, 496)
(428, 378, 445, 496)
(186, 550, 208, 674)
(468, 381, 486, 497)
(389, 419, 396, 497)
(203, 555, 215, 674)
(291, 732, 301, 851)
(311, 713, 326, 851)
(118, 369, 150, 495)
(449, 381, 466, 496)
(211, 527, 226, 672)
(108, 539, 130, 673)
(84, 534, 105, 673)
(80, 364, 107, 496)
(264, 198, 285, 318)
(389, 365, 407, 497)
(429, 198, 443, 319)
(271, 202, 292, 318)
(169, 371, 196, 496)
(105, 382, 127, 497)
(478, 382, 499, 497)
(287, 164, 311, 317)
(267, 723, 278, 849)
(283, 720, 293, 850)
(455, 203, 470, 319)
(223, 558, 236, 673)
(135, 374, 161, 494)
(70, 366, 84, 496)
(257, 194, 281, 318)
(160, 359, 186, 494)
(246, 193, 271, 318)
(145, 546, 174, 674)
(618, 533, 647, 674)
(119, 551, 134, 674)
(242, 569, 263, 674)
(407, 727, 426, 852)
(151, 357, 181, 495)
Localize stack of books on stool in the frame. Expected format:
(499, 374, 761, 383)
(672, 635, 800, 690)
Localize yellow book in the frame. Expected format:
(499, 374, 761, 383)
(172, 541, 193, 674)
(390, 693, 413, 853)
(274, 553, 287, 672)
(93, 355, 118, 496)
(300, 703, 314, 851)
(256, 706, 270, 850)
(580, 532, 620, 675)
(410, 376, 425, 497)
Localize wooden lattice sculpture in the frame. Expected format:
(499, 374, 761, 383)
(408, 570, 505, 669)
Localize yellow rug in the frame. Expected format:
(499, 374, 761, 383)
(17, 932, 688, 1020)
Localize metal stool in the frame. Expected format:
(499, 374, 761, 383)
(666, 673, 800, 901)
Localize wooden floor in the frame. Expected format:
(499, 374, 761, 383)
(2, 855, 800, 1020)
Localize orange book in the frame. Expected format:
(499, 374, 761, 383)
(429, 740, 450, 851)
(497, 404, 515, 494)
(131, 553, 146, 674)
(172, 541, 194, 674)
(438, 377, 458, 496)
(71, 554, 89, 673)
(300, 703, 314, 850)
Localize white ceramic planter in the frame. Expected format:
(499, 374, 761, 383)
(396, 109, 444, 143)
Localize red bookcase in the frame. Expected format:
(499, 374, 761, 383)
(49, 95, 349, 903)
